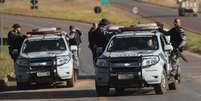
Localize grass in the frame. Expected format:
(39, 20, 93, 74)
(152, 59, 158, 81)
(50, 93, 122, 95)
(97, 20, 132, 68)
(0, 27, 12, 78)
(2, 26, 9, 38)
(0, 0, 138, 25)
(0, 46, 13, 78)
(186, 32, 201, 54)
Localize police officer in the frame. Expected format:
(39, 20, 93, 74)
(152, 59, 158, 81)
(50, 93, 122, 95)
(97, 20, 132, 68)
(67, 25, 82, 68)
(8, 24, 25, 62)
(88, 23, 98, 61)
(159, 18, 186, 76)
(95, 18, 111, 48)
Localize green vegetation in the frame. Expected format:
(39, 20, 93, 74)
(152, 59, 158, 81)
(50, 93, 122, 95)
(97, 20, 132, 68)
(0, 46, 13, 78)
(0, 0, 138, 25)
(2, 26, 9, 37)
(186, 32, 201, 54)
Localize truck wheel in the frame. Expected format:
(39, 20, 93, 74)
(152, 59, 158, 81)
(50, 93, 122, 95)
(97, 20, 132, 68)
(154, 71, 168, 94)
(193, 13, 199, 17)
(66, 71, 75, 87)
(17, 82, 30, 90)
(96, 85, 109, 96)
(115, 88, 125, 93)
(178, 8, 185, 16)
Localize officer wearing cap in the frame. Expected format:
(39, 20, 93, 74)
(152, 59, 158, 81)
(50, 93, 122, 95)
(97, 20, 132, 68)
(8, 24, 25, 61)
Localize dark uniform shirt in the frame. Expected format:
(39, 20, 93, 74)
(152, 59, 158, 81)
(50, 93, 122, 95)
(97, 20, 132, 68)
(68, 30, 82, 46)
(167, 26, 186, 49)
(8, 30, 24, 50)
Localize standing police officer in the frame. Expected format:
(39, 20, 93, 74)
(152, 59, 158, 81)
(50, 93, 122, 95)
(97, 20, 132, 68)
(159, 18, 186, 76)
(88, 23, 98, 62)
(8, 24, 25, 62)
(67, 25, 82, 69)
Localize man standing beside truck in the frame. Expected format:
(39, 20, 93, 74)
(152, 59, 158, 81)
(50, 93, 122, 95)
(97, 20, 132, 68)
(8, 24, 25, 62)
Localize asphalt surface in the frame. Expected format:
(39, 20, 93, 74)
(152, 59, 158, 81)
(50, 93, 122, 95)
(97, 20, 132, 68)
(0, 15, 201, 101)
(112, 0, 201, 34)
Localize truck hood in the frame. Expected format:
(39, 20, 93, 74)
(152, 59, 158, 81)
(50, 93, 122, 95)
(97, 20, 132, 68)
(103, 50, 158, 58)
(20, 51, 68, 58)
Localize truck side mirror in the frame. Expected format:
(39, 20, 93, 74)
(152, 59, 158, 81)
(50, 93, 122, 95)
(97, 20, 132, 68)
(96, 47, 104, 57)
(164, 45, 173, 51)
(12, 49, 19, 58)
(70, 45, 78, 51)
(165, 36, 171, 44)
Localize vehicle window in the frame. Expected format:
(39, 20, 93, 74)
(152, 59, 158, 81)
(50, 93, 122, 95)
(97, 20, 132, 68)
(22, 38, 66, 53)
(107, 36, 158, 52)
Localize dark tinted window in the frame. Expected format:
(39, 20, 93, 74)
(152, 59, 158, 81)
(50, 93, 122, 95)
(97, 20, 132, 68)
(107, 36, 158, 52)
(23, 38, 66, 53)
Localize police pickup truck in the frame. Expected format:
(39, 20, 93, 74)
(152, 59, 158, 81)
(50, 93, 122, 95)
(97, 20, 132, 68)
(95, 24, 179, 96)
(15, 28, 78, 89)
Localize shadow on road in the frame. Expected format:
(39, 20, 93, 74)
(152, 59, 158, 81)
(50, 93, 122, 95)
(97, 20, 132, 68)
(78, 75, 95, 80)
(0, 89, 97, 100)
(110, 88, 155, 97)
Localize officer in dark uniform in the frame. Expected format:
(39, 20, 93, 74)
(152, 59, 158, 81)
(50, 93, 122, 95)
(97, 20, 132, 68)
(67, 25, 82, 68)
(95, 18, 111, 48)
(88, 23, 98, 62)
(8, 24, 25, 62)
(159, 18, 186, 76)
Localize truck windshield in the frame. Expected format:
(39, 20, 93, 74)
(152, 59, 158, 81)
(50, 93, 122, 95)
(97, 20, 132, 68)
(107, 36, 158, 52)
(22, 38, 66, 53)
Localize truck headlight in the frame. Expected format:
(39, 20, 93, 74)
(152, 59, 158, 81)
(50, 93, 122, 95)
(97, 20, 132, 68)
(57, 55, 71, 66)
(142, 56, 159, 67)
(16, 58, 29, 66)
(96, 58, 109, 67)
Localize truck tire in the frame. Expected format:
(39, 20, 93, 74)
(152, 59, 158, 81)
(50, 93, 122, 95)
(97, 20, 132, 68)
(96, 85, 109, 96)
(154, 71, 168, 94)
(17, 82, 30, 90)
(178, 8, 185, 16)
(115, 88, 125, 93)
(66, 71, 76, 87)
(193, 13, 199, 17)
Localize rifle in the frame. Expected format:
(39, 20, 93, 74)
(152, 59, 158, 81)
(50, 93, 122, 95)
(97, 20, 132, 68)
(175, 49, 188, 62)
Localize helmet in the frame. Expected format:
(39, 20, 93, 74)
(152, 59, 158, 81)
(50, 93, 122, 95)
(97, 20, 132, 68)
(99, 18, 110, 26)
(12, 24, 21, 29)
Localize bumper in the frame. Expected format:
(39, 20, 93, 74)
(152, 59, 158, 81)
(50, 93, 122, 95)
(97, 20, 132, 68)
(96, 64, 163, 87)
(16, 61, 73, 83)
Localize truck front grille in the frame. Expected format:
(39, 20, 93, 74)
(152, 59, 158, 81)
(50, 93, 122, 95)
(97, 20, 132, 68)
(110, 57, 142, 72)
(30, 57, 56, 71)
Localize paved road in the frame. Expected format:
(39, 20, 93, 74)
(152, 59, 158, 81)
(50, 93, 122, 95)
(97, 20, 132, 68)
(0, 15, 201, 101)
(112, 0, 201, 33)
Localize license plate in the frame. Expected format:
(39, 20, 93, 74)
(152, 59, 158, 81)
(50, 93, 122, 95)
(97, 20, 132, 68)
(37, 72, 50, 77)
(118, 74, 134, 80)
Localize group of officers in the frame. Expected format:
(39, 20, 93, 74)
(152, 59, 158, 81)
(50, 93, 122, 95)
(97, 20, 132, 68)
(88, 18, 186, 75)
(88, 18, 186, 58)
(7, 18, 186, 75)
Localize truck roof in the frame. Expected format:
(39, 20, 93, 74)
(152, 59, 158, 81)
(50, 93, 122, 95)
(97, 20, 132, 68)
(114, 31, 160, 38)
(26, 27, 67, 40)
